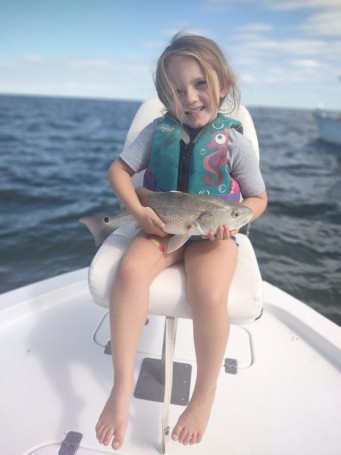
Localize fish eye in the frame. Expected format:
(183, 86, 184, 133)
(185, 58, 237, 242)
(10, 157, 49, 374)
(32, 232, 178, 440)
(231, 210, 240, 218)
(104, 216, 110, 223)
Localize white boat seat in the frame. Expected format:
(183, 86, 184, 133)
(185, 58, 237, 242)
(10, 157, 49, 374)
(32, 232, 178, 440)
(87, 98, 263, 453)
(89, 225, 263, 325)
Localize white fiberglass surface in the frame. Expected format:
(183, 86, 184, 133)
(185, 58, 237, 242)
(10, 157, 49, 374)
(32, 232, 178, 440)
(0, 273, 340, 455)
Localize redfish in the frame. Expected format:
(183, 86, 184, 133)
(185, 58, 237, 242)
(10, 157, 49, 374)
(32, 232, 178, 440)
(80, 191, 252, 253)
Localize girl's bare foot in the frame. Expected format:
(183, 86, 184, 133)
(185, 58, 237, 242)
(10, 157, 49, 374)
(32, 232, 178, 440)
(95, 384, 132, 450)
(171, 388, 216, 445)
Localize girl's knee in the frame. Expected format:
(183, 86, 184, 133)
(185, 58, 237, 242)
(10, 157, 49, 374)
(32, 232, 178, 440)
(116, 250, 146, 283)
(188, 288, 229, 311)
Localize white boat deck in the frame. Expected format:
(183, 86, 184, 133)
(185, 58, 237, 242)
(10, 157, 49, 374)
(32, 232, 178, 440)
(0, 269, 340, 455)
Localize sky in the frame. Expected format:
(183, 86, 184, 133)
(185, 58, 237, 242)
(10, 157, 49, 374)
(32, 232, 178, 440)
(0, 0, 340, 109)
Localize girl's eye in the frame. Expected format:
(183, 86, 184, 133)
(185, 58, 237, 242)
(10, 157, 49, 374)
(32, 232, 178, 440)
(196, 80, 207, 88)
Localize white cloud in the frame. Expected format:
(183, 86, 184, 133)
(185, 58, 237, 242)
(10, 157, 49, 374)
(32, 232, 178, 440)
(238, 23, 274, 33)
(291, 58, 321, 69)
(302, 9, 341, 36)
(205, 0, 341, 9)
(231, 1, 341, 91)
(231, 26, 340, 105)
(267, 0, 341, 10)
(67, 59, 113, 69)
(239, 37, 329, 57)
(24, 54, 43, 62)
(0, 56, 156, 100)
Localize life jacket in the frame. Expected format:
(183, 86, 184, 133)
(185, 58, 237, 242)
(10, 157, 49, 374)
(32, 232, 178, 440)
(143, 114, 242, 202)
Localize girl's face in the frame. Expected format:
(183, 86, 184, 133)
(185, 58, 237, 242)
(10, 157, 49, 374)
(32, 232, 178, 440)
(166, 55, 227, 128)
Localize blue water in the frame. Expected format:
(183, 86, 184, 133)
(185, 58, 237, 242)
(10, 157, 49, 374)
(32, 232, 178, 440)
(0, 94, 340, 325)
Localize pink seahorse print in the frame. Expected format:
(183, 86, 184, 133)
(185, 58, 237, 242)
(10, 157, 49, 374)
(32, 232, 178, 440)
(203, 129, 230, 186)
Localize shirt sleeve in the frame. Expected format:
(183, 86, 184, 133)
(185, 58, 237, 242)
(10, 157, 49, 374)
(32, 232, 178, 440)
(228, 129, 266, 197)
(119, 120, 157, 173)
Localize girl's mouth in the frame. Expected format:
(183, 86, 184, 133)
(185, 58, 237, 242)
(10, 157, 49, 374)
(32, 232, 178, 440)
(185, 105, 205, 116)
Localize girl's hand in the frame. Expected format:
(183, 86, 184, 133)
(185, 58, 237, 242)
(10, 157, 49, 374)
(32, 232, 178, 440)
(202, 225, 238, 241)
(135, 206, 168, 237)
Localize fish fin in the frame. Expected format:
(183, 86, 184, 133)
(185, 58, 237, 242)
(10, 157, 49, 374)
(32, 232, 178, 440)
(79, 216, 115, 246)
(167, 233, 192, 253)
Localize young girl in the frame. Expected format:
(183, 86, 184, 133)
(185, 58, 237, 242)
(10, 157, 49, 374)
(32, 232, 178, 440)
(95, 33, 267, 450)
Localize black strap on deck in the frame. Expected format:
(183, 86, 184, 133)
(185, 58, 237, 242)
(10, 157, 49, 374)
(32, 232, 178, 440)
(58, 431, 83, 455)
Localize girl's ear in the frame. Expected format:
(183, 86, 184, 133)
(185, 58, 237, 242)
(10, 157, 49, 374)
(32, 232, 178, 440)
(219, 82, 228, 99)
(218, 86, 228, 107)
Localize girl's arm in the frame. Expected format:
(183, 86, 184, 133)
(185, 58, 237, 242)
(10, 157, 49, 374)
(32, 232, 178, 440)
(241, 190, 267, 222)
(108, 158, 167, 237)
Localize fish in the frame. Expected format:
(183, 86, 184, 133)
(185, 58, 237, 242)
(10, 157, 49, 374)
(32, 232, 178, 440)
(80, 191, 253, 253)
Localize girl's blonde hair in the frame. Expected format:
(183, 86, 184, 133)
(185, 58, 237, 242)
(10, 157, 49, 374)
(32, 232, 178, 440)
(154, 33, 240, 122)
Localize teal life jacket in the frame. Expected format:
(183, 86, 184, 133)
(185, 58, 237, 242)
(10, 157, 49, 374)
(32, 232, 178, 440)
(143, 114, 242, 202)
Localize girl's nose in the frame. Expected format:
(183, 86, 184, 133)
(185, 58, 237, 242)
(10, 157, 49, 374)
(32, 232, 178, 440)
(184, 86, 198, 103)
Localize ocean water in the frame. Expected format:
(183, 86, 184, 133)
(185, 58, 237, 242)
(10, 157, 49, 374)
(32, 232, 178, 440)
(0, 94, 340, 325)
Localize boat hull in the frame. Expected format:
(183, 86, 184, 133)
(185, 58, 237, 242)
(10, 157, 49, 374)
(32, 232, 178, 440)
(314, 112, 341, 145)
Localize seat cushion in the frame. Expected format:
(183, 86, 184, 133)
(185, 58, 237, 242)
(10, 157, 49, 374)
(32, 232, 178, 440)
(88, 224, 263, 325)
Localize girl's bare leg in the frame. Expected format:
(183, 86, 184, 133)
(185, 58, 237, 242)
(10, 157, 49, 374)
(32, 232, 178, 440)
(172, 238, 238, 445)
(96, 233, 183, 450)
